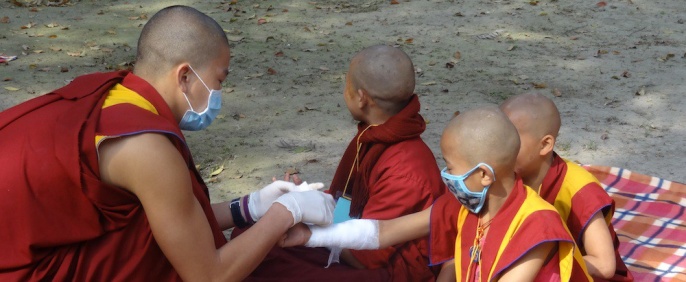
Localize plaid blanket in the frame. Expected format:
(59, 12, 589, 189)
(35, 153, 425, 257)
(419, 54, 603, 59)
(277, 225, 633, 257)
(585, 165, 686, 282)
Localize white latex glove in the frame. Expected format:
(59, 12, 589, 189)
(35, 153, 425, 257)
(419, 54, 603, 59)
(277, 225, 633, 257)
(249, 181, 324, 221)
(274, 190, 335, 226)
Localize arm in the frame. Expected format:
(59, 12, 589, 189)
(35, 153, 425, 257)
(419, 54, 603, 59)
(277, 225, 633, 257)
(496, 241, 554, 282)
(436, 259, 456, 282)
(211, 201, 233, 230)
(281, 206, 432, 249)
(98, 133, 304, 281)
(345, 174, 434, 267)
(581, 211, 616, 279)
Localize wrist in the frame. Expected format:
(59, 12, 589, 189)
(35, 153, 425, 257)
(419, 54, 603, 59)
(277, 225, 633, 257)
(230, 196, 255, 229)
(263, 202, 296, 229)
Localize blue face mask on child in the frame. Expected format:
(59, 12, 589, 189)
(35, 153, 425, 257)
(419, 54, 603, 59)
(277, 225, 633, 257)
(179, 65, 222, 131)
(440, 163, 496, 214)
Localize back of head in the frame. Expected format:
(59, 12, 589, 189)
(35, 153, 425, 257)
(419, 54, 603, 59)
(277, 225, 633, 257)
(348, 45, 416, 114)
(499, 92, 561, 139)
(442, 106, 520, 172)
(133, 5, 229, 78)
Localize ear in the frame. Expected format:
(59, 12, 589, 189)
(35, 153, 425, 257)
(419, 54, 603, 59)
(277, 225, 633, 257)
(357, 88, 370, 108)
(478, 165, 495, 187)
(539, 134, 555, 156)
(176, 64, 192, 94)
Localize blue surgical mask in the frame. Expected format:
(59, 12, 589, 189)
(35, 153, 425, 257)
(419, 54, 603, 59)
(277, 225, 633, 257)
(179, 65, 222, 131)
(441, 163, 496, 214)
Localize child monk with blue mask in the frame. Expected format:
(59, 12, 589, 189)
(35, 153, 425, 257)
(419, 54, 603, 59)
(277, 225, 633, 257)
(282, 106, 594, 281)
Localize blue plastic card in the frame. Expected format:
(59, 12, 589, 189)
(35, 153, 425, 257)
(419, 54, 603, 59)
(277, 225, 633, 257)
(333, 197, 354, 224)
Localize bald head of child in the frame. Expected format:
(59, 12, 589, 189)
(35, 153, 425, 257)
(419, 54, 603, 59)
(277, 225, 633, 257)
(440, 106, 520, 199)
(344, 45, 416, 124)
(499, 93, 561, 185)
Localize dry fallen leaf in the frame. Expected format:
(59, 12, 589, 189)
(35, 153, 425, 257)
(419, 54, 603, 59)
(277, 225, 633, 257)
(552, 88, 562, 97)
(60, 66, 69, 73)
(390, 0, 399, 4)
(600, 133, 609, 140)
(267, 68, 277, 75)
(257, 18, 267, 25)
(33, 50, 43, 54)
(445, 62, 455, 69)
(67, 51, 85, 57)
(621, 71, 631, 78)
(303, 26, 311, 32)
(209, 165, 224, 177)
(45, 23, 59, 28)
(1, 16, 9, 24)
(454, 51, 461, 60)
(345, 21, 353, 26)
(507, 45, 516, 51)
(3, 78, 12, 81)
(596, 1, 607, 7)
(21, 22, 36, 29)
(50, 47, 62, 51)
(532, 82, 547, 89)
(635, 86, 645, 96)
(48, 34, 57, 39)
(4, 86, 20, 91)
(405, 38, 414, 44)
(421, 81, 437, 86)
(275, 51, 284, 57)
(319, 66, 330, 71)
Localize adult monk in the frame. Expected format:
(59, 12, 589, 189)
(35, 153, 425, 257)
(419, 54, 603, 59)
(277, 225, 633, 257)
(0, 5, 334, 281)
(282, 107, 593, 281)
(500, 93, 633, 281)
(235, 45, 445, 281)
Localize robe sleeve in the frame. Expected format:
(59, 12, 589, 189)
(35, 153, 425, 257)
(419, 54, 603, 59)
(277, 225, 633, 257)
(568, 182, 612, 243)
(428, 194, 460, 266)
(349, 172, 434, 269)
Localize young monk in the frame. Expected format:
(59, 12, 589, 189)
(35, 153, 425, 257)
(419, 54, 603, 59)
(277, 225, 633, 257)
(0, 6, 335, 281)
(235, 45, 446, 281)
(282, 106, 593, 281)
(500, 93, 633, 281)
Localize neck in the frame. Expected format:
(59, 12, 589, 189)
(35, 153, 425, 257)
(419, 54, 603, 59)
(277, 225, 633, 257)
(141, 73, 184, 123)
(480, 172, 516, 222)
(523, 153, 554, 192)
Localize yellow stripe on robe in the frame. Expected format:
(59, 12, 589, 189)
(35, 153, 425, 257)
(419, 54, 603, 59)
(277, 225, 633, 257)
(560, 158, 614, 225)
(454, 186, 583, 281)
(94, 83, 159, 146)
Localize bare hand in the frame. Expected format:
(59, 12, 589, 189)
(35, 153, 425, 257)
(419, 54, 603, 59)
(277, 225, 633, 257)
(279, 223, 312, 248)
(272, 172, 303, 185)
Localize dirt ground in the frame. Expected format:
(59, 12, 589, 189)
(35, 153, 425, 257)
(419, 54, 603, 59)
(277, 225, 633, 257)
(1, 0, 684, 203)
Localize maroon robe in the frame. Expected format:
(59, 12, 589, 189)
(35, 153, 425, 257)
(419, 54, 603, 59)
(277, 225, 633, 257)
(540, 153, 633, 281)
(0, 71, 226, 280)
(234, 95, 444, 281)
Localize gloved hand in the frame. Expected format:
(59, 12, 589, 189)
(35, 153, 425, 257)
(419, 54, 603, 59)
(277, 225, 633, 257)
(248, 180, 324, 221)
(274, 190, 335, 226)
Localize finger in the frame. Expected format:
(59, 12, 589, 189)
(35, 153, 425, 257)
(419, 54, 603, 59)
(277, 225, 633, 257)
(308, 182, 325, 190)
(272, 176, 277, 182)
(292, 174, 303, 185)
(283, 172, 290, 182)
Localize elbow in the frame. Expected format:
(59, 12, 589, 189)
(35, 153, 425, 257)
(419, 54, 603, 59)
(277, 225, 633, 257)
(596, 260, 617, 279)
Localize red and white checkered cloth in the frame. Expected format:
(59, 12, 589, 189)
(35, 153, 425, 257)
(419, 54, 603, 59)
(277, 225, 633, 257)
(585, 165, 686, 282)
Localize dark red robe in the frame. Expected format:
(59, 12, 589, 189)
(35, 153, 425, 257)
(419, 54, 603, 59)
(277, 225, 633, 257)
(0, 72, 226, 280)
(540, 153, 633, 281)
(234, 95, 445, 281)
(430, 178, 592, 281)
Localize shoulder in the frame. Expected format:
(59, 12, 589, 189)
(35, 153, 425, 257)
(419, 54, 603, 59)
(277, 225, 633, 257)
(560, 158, 604, 192)
(375, 138, 440, 173)
(98, 132, 188, 193)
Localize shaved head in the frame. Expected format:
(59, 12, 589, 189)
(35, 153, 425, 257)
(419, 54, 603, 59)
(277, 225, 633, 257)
(134, 5, 229, 77)
(441, 106, 520, 171)
(500, 92, 561, 139)
(348, 45, 416, 114)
